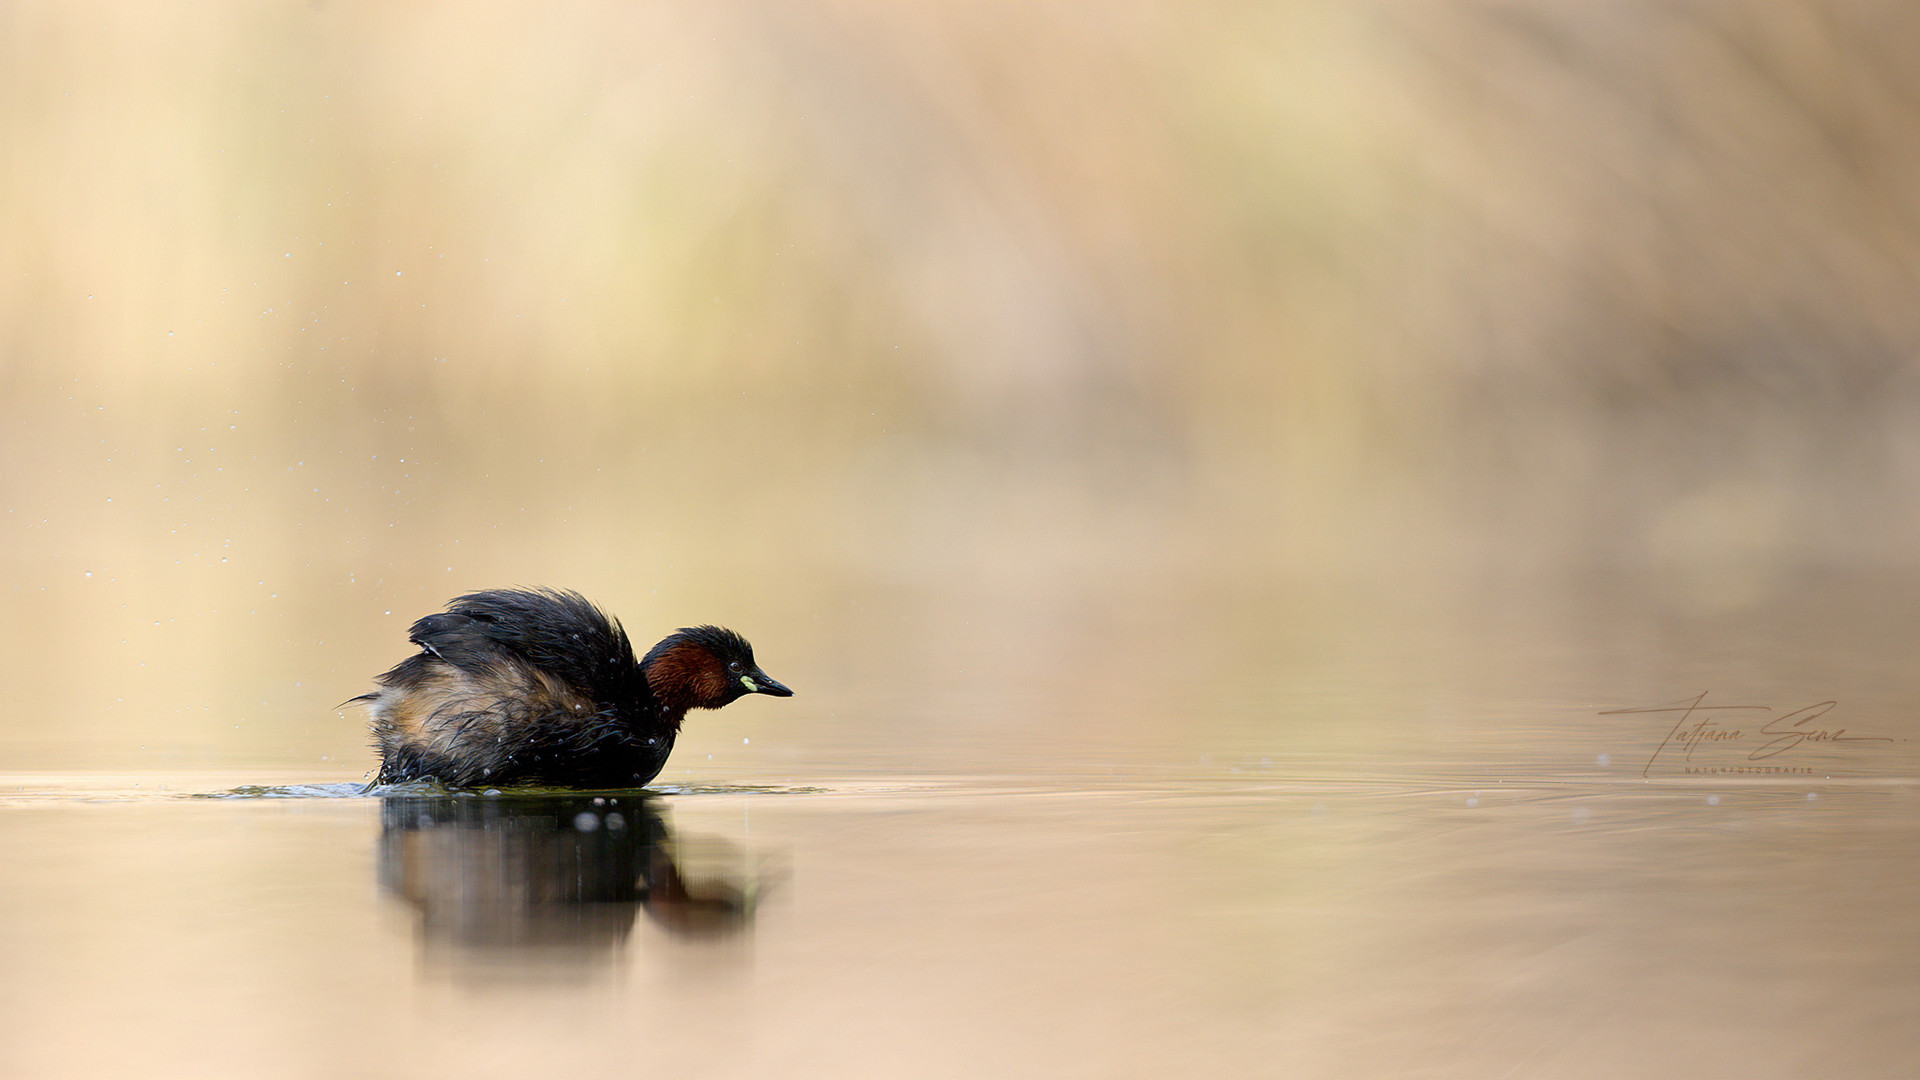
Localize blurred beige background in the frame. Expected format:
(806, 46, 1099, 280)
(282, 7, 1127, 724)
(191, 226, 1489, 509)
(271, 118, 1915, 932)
(3, 1, 1918, 772)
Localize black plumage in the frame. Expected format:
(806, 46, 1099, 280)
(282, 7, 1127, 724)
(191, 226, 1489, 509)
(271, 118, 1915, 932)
(357, 588, 791, 788)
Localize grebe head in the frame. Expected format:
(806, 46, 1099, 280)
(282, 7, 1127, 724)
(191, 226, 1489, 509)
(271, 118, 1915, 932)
(641, 625, 792, 712)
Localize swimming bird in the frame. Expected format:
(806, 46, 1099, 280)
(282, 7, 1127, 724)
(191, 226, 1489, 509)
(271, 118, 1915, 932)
(357, 588, 791, 787)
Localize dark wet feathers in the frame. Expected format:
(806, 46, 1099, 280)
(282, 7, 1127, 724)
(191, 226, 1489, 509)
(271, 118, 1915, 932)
(365, 589, 662, 787)
(414, 588, 645, 703)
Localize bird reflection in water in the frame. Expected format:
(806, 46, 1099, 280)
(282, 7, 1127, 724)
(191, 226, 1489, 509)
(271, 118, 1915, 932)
(379, 793, 763, 965)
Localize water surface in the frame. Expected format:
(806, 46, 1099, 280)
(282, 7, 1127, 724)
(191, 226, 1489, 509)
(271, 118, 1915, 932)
(2, 601, 1913, 1080)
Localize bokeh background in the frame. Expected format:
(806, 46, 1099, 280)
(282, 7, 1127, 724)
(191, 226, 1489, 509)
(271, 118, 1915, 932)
(4, 1, 1918, 776)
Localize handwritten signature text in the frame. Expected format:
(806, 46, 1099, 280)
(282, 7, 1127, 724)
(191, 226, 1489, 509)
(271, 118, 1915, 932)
(1601, 691, 1896, 777)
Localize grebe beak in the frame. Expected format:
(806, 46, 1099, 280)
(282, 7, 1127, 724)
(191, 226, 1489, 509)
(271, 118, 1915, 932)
(741, 670, 793, 697)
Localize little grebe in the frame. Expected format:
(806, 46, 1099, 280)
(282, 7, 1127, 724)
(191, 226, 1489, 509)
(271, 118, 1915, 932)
(357, 588, 791, 787)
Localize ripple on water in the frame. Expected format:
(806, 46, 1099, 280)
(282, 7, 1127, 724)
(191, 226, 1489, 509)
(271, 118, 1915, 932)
(206, 779, 836, 799)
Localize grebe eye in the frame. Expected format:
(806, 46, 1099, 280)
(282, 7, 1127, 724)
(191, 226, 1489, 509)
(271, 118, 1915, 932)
(728, 660, 742, 673)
